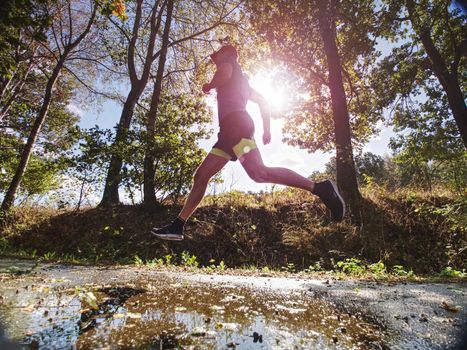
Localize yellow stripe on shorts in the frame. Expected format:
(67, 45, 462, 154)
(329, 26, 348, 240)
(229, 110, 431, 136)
(233, 138, 257, 158)
(210, 147, 232, 160)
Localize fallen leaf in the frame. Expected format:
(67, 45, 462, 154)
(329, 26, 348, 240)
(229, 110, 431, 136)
(440, 301, 460, 312)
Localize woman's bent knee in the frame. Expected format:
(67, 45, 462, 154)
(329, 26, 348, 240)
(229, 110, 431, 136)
(247, 168, 269, 183)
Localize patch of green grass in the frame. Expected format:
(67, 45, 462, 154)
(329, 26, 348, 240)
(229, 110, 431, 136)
(392, 265, 414, 277)
(205, 258, 227, 272)
(440, 266, 466, 278)
(281, 262, 296, 273)
(181, 251, 199, 268)
(333, 259, 417, 279)
(336, 258, 366, 276)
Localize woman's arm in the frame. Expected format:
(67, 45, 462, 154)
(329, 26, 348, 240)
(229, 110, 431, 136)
(202, 63, 233, 93)
(249, 87, 271, 144)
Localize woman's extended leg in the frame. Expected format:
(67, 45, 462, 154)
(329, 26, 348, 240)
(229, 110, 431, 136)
(178, 153, 229, 220)
(151, 153, 228, 240)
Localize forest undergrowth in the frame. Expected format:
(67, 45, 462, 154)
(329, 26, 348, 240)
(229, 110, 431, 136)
(0, 186, 465, 276)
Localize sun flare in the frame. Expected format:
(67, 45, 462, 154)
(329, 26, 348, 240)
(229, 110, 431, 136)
(249, 70, 290, 114)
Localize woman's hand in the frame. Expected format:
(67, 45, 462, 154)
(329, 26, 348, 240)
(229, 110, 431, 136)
(262, 129, 271, 145)
(202, 83, 212, 94)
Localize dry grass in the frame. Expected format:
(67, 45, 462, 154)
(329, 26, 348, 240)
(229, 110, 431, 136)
(1, 187, 465, 274)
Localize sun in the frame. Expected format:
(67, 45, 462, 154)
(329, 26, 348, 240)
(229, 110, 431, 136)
(249, 70, 289, 114)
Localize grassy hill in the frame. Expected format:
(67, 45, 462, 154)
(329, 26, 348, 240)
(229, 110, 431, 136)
(1, 187, 465, 274)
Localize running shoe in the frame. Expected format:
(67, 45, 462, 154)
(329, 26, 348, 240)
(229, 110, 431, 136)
(151, 224, 184, 241)
(315, 180, 346, 221)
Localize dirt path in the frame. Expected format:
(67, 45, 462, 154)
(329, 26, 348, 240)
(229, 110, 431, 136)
(0, 259, 465, 349)
(184, 273, 467, 349)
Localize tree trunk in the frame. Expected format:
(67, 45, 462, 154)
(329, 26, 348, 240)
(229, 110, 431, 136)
(76, 178, 86, 211)
(100, 88, 141, 206)
(442, 74, 467, 148)
(1, 60, 64, 212)
(317, 1, 361, 220)
(406, 0, 467, 149)
(143, 0, 174, 209)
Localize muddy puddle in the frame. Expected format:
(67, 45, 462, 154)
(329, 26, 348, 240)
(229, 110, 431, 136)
(0, 263, 388, 349)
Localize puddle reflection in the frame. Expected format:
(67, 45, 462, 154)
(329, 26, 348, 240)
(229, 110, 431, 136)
(0, 274, 387, 349)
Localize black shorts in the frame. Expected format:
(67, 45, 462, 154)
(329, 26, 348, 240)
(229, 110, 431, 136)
(210, 111, 257, 161)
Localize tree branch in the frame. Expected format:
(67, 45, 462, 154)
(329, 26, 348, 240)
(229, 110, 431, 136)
(67, 56, 127, 75)
(151, 1, 244, 62)
(63, 65, 120, 101)
(128, 0, 143, 85)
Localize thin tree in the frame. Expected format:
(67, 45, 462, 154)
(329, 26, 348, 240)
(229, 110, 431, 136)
(405, 0, 466, 148)
(143, 0, 174, 208)
(100, 0, 166, 206)
(1, 0, 97, 212)
(317, 0, 361, 215)
(246, 0, 372, 218)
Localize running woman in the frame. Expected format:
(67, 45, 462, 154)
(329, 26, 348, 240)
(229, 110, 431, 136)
(151, 44, 345, 241)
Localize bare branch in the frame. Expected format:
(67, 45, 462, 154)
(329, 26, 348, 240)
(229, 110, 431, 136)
(151, 1, 244, 62)
(67, 56, 127, 75)
(63, 64, 120, 101)
(67, 0, 73, 46)
(128, 0, 144, 84)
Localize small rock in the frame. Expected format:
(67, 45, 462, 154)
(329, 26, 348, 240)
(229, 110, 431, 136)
(253, 332, 263, 343)
(419, 314, 428, 322)
(332, 336, 338, 343)
(191, 327, 206, 337)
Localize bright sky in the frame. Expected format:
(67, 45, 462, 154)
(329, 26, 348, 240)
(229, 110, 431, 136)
(75, 69, 394, 196)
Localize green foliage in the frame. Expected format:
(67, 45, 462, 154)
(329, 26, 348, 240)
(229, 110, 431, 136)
(305, 261, 325, 273)
(246, 0, 382, 152)
(102, 93, 213, 204)
(281, 262, 296, 273)
(336, 258, 366, 276)
(218, 260, 227, 271)
(205, 258, 227, 272)
(40, 251, 57, 261)
(0, 134, 69, 197)
(181, 251, 199, 268)
(368, 261, 386, 275)
(133, 255, 144, 266)
(314, 152, 389, 186)
(0, 0, 49, 79)
(440, 266, 466, 278)
(335, 259, 417, 278)
(372, 0, 466, 191)
(392, 265, 414, 277)
(413, 196, 466, 234)
(1, 75, 80, 202)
